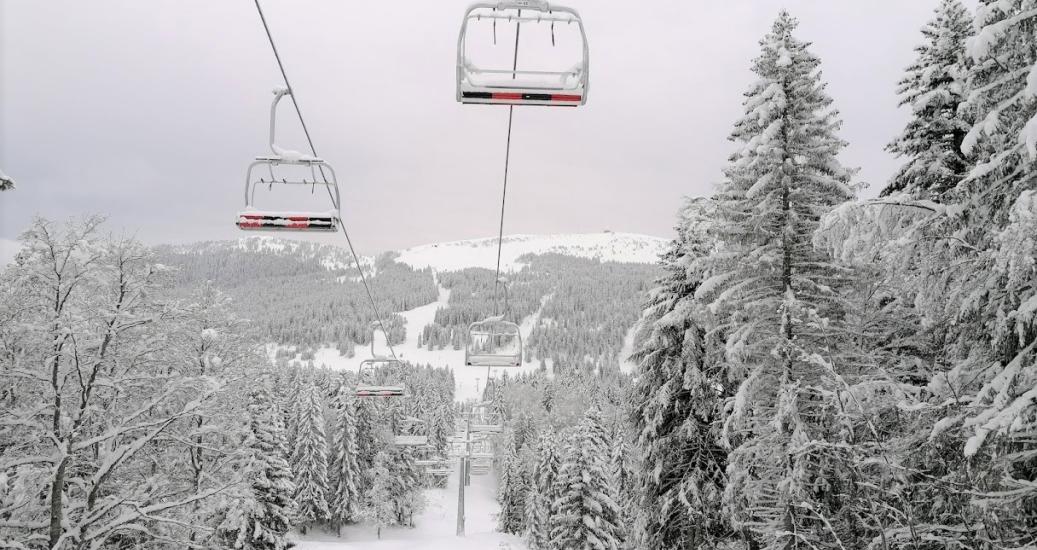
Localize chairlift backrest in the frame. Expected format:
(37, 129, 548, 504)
(457, 1, 589, 106)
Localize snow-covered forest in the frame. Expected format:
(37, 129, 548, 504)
(2, 1, 1037, 549)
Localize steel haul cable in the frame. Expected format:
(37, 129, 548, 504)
(492, 11, 523, 317)
(253, 0, 398, 361)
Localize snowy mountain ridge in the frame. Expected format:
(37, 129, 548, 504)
(395, 232, 669, 271)
(169, 232, 669, 272)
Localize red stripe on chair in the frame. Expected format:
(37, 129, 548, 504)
(552, 94, 582, 102)
(492, 92, 523, 100)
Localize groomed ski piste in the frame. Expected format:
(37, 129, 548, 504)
(266, 232, 667, 400)
(292, 459, 522, 549)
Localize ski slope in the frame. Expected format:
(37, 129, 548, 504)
(282, 277, 547, 402)
(292, 460, 524, 549)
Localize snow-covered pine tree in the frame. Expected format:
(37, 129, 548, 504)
(697, 11, 861, 549)
(629, 197, 732, 549)
(291, 382, 331, 533)
(387, 446, 425, 527)
(219, 384, 297, 550)
(549, 408, 624, 550)
(497, 436, 530, 534)
(328, 387, 362, 535)
(363, 451, 396, 540)
(884, 0, 974, 199)
(947, 1, 1037, 542)
(608, 422, 636, 550)
(354, 398, 381, 495)
(525, 427, 561, 550)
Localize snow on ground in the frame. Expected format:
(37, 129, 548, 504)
(617, 321, 639, 375)
(292, 459, 525, 549)
(278, 276, 546, 402)
(395, 232, 668, 272)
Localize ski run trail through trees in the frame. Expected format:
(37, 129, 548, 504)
(276, 270, 543, 548)
(292, 458, 524, 549)
(272, 272, 550, 402)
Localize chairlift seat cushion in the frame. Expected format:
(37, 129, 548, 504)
(355, 385, 407, 398)
(466, 354, 522, 367)
(394, 435, 430, 446)
(237, 210, 338, 232)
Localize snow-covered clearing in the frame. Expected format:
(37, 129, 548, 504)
(292, 461, 525, 549)
(617, 321, 638, 375)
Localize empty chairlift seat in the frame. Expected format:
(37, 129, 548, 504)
(466, 316, 523, 367)
(355, 356, 407, 398)
(236, 88, 343, 232)
(457, 1, 589, 106)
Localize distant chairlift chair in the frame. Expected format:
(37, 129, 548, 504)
(355, 327, 407, 398)
(465, 316, 523, 367)
(237, 87, 341, 232)
(394, 416, 429, 447)
(457, 0, 589, 106)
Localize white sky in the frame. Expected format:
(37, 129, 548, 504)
(0, 0, 975, 254)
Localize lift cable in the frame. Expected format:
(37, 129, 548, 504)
(253, 0, 399, 361)
(492, 12, 523, 317)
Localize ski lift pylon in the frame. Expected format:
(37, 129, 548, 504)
(466, 316, 523, 367)
(237, 88, 341, 232)
(457, 0, 589, 106)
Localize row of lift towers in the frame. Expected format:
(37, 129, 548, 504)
(236, 0, 590, 537)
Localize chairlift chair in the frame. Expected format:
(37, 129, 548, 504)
(237, 88, 341, 231)
(466, 316, 523, 367)
(355, 327, 407, 398)
(457, 0, 589, 106)
(393, 416, 429, 446)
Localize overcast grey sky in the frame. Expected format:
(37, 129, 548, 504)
(1, 0, 973, 256)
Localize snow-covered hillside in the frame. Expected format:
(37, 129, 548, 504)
(167, 235, 366, 271)
(395, 232, 669, 271)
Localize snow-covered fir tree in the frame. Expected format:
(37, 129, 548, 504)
(884, 0, 974, 199)
(363, 451, 396, 540)
(697, 11, 861, 548)
(525, 427, 562, 550)
(219, 384, 297, 550)
(328, 388, 362, 534)
(550, 408, 624, 550)
(291, 382, 331, 533)
(497, 435, 531, 534)
(387, 446, 425, 527)
(354, 398, 381, 495)
(629, 198, 732, 549)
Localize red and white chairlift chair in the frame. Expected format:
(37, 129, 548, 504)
(237, 87, 341, 232)
(457, 0, 589, 106)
